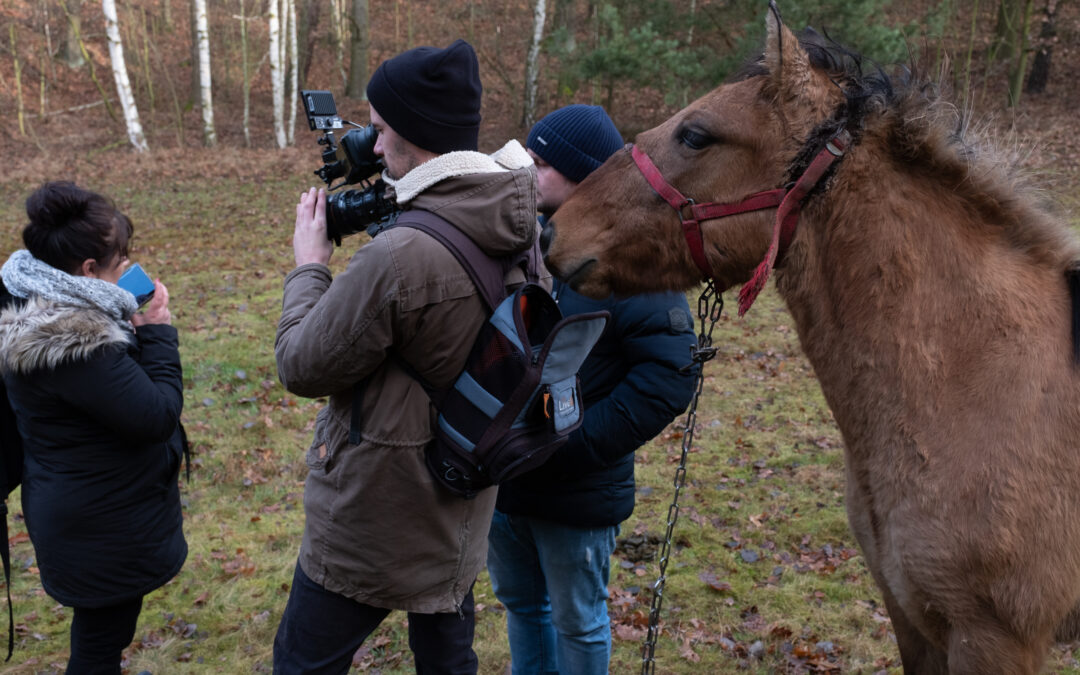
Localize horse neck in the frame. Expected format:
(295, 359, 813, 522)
(773, 145, 1074, 451)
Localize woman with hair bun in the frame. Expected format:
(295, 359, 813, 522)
(0, 181, 186, 673)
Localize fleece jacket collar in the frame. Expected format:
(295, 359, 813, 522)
(384, 140, 533, 205)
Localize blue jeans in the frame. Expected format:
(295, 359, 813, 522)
(487, 509, 617, 675)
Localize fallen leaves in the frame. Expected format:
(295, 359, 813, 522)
(698, 570, 733, 593)
(211, 548, 256, 578)
(351, 634, 405, 671)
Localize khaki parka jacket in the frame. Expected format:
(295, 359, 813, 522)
(275, 140, 548, 613)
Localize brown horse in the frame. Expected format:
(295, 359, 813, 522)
(544, 5, 1080, 674)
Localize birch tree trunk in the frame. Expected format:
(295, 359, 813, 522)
(103, 0, 148, 151)
(522, 0, 547, 128)
(345, 0, 370, 99)
(286, 0, 298, 145)
(268, 0, 286, 148)
(239, 0, 251, 147)
(194, 0, 215, 146)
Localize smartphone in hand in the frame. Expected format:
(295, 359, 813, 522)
(117, 263, 156, 308)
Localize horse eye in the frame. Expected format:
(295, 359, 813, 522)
(679, 128, 710, 150)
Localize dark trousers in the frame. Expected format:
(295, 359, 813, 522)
(272, 563, 478, 675)
(66, 596, 144, 675)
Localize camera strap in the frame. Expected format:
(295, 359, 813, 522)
(395, 209, 539, 311)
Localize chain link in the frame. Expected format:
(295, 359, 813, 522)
(641, 280, 723, 674)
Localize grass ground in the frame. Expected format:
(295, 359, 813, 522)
(0, 148, 1079, 674)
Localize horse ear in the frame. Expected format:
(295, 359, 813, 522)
(763, 1, 812, 101)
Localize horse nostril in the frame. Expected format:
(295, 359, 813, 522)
(539, 220, 555, 257)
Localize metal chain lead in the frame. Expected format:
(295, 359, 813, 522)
(641, 280, 723, 674)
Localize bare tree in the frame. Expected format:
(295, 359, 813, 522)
(60, 0, 86, 68)
(1025, 0, 1060, 94)
(330, 0, 346, 88)
(345, 0, 369, 99)
(1007, 0, 1036, 106)
(60, 0, 118, 122)
(238, 0, 252, 146)
(269, 0, 286, 147)
(300, 0, 320, 83)
(553, 0, 575, 52)
(522, 0, 547, 127)
(287, 0, 298, 144)
(194, 0, 216, 146)
(103, 0, 148, 151)
(10, 25, 26, 136)
(189, 0, 198, 105)
(40, 0, 57, 83)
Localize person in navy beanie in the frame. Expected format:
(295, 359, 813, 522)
(487, 106, 698, 674)
(273, 38, 544, 675)
(527, 104, 623, 184)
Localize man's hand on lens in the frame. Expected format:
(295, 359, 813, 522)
(293, 187, 334, 267)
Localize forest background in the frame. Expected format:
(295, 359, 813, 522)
(2, 0, 1080, 673)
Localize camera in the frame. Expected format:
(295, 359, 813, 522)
(300, 90, 401, 245)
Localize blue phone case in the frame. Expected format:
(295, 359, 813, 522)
(117, 263, 155, 307)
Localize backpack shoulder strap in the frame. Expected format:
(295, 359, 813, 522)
(394, 209, 518, 313)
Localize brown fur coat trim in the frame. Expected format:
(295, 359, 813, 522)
(0, 298, 131, 375)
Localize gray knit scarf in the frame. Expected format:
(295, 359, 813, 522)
(1, 249, 138, 326)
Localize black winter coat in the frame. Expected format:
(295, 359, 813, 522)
(0, 298, 186, 608)
(0, 283, 24, 494)
(495, 280, 698, 527)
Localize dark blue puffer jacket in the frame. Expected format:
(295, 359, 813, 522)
(495, 279, 698, 527)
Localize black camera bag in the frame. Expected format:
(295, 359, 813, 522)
(348, 209, 608, 499)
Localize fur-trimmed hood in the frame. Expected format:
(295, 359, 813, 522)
(0, 297, 131, 375)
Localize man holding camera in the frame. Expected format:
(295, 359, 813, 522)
(273, 39, 542, 674)
(486, 105, 698, 674)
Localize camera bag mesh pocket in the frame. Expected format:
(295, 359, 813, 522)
(426, 284, 607, 497)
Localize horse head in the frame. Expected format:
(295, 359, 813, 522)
(545, 3, 850, 301)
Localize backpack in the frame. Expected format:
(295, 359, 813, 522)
(381, 209, 609, 499)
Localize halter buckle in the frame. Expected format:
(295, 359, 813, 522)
(678, 198, 696, 221)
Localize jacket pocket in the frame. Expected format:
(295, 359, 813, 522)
(306, 406, 332, 472)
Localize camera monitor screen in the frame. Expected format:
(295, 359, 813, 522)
(301, 90, 343, 131)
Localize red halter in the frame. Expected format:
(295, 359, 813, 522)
(630, 129, 851, 315)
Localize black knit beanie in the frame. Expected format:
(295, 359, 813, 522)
(526, 105, 624, 183)
(366, 39, 482, 154)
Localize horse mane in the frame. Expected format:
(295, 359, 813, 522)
(733, 29, 1079, 269)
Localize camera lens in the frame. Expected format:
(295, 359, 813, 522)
(325, 181, 399, 244)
